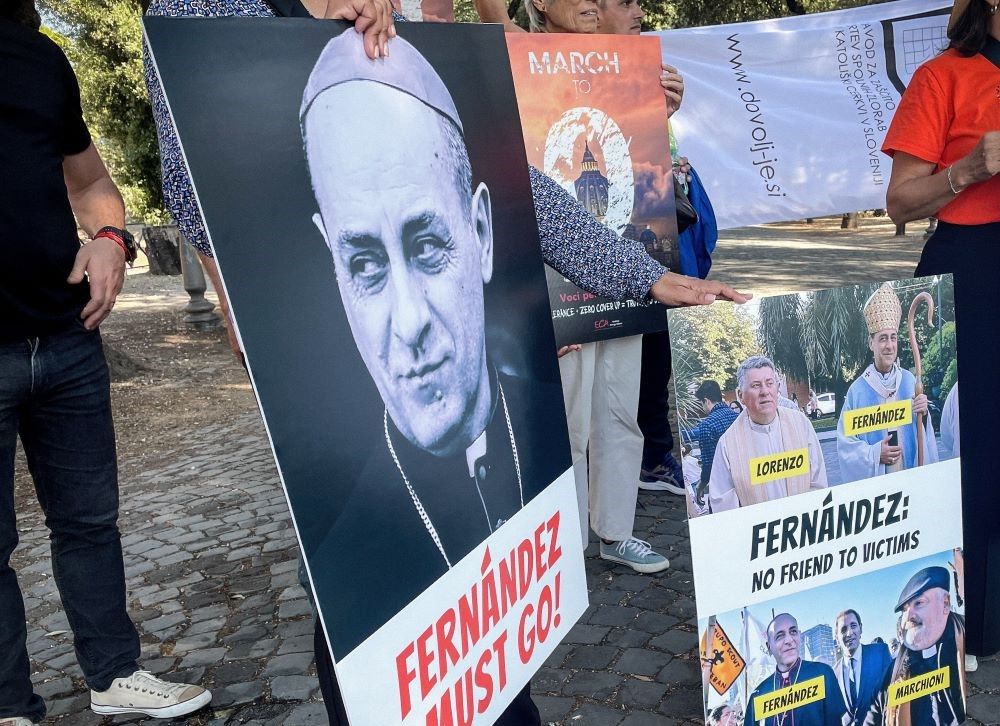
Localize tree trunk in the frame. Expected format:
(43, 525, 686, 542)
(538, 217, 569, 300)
(103, 341, 147, 381)
(142, 225, 183, 276)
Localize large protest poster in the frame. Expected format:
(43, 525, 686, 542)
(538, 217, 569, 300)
(506, 34, 675, 346)
(652, 0, 952, 229)
(145, 19, 588, 724)
(668, 276, 967, 724)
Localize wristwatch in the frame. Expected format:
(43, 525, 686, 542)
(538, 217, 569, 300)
(94, 226, 138, 265)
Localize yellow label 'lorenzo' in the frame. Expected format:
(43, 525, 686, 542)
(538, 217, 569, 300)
(888, 666, 950, 707)
(749, 448, 809, 485)
(843, 400, 913, 436)
(754, 675, 826, 719)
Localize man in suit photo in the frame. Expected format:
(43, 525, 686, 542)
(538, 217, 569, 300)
(833, 608, 892, 726)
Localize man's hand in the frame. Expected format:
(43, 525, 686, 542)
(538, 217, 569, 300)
(650, 272, 751, 307)
(879, 436, 902, 466)
(323, 0, 397, 59)
(557, 344, 582, 358)
(67, 237, 126, 330)
(660, 63, 684, 119)
(913, 392, 929, 416)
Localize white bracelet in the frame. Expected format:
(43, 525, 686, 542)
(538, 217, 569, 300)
(946, 165, 962, 195)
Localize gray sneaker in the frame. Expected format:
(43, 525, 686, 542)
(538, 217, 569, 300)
(600, 537, 670, 573)
(91, 670, 211, 719)
(0, 718, 35, 726)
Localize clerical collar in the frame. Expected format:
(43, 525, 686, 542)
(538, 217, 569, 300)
(466, 429, 488, 478)
(748, 416, 778, 434)
(921, 644, 938, 659)
(873, 361, 899, 383)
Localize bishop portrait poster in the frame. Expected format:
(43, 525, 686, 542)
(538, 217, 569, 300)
(145, 18, 588, 725)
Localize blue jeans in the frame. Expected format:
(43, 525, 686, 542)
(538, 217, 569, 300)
(0, 323, 139, 721)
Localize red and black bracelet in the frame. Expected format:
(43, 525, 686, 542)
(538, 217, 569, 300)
(93, 226, 136, 264)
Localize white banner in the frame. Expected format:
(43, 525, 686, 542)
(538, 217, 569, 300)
(688, 459, 962, 619)
(652, 0, 952, 229)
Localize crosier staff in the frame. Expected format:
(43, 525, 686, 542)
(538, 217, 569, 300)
(907, 292, 935, 466)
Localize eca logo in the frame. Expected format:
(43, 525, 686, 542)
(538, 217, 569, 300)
(593, 319, 609, 330)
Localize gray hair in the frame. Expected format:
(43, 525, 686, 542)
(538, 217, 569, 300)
(523, 0, 548, 32)
(736, 355, 776, 393)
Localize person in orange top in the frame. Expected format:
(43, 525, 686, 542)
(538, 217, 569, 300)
(882, 0, 1000, 663)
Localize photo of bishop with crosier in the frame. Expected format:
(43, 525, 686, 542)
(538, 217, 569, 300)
(837, 283, 940, 483)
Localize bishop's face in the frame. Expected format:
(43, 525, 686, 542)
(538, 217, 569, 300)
(767, 614, 801, 672)
(306, 83, 494, 457)
(869, 329, 898, 373)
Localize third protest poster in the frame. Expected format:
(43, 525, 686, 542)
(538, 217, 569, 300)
(668, 275, 966, 725)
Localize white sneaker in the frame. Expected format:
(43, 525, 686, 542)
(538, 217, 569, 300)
(965, 654, 979, 672)
(91, 670, 211, 719)
(0, 718, 35, 726)
(600, 537, 670, 574)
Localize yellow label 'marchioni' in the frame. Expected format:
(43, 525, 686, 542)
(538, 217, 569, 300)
(843, 400, 912, 436)
(888, 666, 950, 707)
(749, 448, 809, 485)
(754, 675, 826, 719)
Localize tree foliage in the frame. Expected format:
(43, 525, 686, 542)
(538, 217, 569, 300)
(41, 0, 166, 224)
(669, 304, 759, 425)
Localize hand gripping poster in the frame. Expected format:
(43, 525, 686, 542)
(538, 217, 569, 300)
(144, 19, 588, 724)
(506, 34, 677, 346)
(668, 276, 966, 725)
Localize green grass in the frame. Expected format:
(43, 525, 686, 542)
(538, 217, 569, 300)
(811, 416, 838, 433)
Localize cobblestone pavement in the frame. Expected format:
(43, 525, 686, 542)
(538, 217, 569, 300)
(11, 219, 999, 725)
(14, 411, 999, 724)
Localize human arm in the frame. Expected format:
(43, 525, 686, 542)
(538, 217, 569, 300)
(63, 142, 128, 330)
(473, 0, 525, 31)
(529, 167, 750, 305)
(882, 60, 1000, 224)
(835, 395, 883, 483)
(707, 444, 740, 512)
(822, 665, 848, 725)
(886, 134, 1000, 224)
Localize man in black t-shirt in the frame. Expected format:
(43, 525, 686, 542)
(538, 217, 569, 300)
(0, 3, 209, 722)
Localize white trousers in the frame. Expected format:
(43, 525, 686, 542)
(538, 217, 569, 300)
(558, 335, 644, 547)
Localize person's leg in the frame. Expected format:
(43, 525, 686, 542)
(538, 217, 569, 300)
(638, 330, 674, 467)
(915, 225, 1000, 656)
(495, 684, 540, 725)
(588, 337, 644, 542)
(637, 331, 683, 491)
(0, 340, 45, 722)
(18, 326, 139, 690)
(558, 344, 597, 549)
(590, 337, 669, 573)
(314, 620, 349, 725)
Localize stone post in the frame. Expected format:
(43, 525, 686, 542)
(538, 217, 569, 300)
(179, 238, 222, 330)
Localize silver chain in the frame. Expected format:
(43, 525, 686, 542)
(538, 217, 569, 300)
(383, 381, 524, 569)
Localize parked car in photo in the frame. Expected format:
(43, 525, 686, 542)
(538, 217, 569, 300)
(807, 392, 836, 419)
